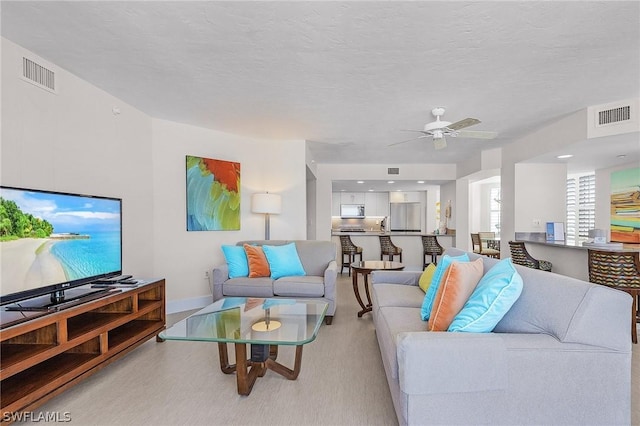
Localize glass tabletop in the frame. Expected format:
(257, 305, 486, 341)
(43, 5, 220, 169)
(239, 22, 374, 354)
(159, 297, 328, 346)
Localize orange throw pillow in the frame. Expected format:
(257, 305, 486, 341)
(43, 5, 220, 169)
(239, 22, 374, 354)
(428, 258, 483, 332)
(243, 244, 271, 278)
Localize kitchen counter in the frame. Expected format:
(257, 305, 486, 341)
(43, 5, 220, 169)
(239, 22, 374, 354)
(515, 232, 640, 252)
(332, 232, 455, 270)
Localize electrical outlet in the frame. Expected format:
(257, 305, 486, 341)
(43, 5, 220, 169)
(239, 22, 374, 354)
(532, 219, 541, 227)
(204, 271, 210, 279)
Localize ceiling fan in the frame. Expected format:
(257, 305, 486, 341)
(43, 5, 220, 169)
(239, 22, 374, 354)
(390, 107, 498, 150)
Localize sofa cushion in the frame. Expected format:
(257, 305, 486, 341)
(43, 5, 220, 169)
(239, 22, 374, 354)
(375, 306, 425, 380)
(292, 240, 336, 276)
(449, 258, 523, 333)
(428, 259, 483, 331)
(373, 284, 424, 309)
(262, 242, 306, 279)
(273, 275, 325, 297)
(244, 244, 271, 278)
(421, 253, 470, 321)
(222, 277, 274, 297)
(418, 263, 436, 293)
(221, 245, 249, 278)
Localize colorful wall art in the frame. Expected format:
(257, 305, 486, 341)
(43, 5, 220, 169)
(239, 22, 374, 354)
(610, 167, 640, 243)
(186, 156, 240, 231)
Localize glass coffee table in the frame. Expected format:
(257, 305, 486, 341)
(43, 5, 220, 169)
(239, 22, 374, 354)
(159, 297, 327, 395)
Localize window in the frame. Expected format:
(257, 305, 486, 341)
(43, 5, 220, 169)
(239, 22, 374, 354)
(489, 187, 501, 236)
(566, 173, 595, 243)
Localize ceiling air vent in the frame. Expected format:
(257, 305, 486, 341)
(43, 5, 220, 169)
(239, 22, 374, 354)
(587, 98, 638, 139)
(22, 57, 56, 93)
(387, 167, 399, 175)
(598, 105, 630, 127)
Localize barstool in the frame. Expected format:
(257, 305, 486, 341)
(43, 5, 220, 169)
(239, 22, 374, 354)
(379, 235, 402, 262)
(422, 235, 443, 268)
(339, 235, 362, 276)
(508, 241, 552, 271)
(588, 249, 640, 344)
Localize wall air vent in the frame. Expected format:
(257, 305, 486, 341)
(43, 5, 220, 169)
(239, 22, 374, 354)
(387, 167, 399, 175)
(598, 105, 630, 127)
(587, 98, 639, 139)
(21, 57, 56, 93)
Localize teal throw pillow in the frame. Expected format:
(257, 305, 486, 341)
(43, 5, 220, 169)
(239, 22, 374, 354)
(221, 245, 249, 278)
(421, 254, 469, 321)
(448, 258, 523, 333)
(262, 243, 306, 280)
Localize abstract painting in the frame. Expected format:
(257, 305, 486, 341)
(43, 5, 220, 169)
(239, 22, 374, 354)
(610, 167, 640, 243)
(186, 155, 240, 231)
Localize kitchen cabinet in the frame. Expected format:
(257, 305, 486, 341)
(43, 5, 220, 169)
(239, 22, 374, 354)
(365, 192, 389, 216)
(332, 193, 341, 216)
(340, 192, 365, 204)
(389, 191, 422, 203)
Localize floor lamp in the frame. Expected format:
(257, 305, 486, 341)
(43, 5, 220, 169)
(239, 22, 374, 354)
(251, 193, 282, 240)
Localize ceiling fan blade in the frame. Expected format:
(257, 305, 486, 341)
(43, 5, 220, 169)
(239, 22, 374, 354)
(400, 129, 430, 134)
(456, 130, 498, 139)
(388, 135, 428, 146)
(433, 136, 447, 150)
(447, 118, 480, 131)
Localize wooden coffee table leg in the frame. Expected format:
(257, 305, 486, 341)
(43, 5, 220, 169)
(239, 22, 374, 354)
(363, 273, 373, 309)
(352, 271, 368, 317)
(234, 343, 264, 395)
(218, 342, 236, 374)
(265, 345, 303, 380)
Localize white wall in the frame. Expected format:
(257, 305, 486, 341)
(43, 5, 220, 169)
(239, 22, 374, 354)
(151, 119, 307, 306)
(1, 38, 155, 279)
(514, 163, 567, 232)
(1, 38, 308, 311)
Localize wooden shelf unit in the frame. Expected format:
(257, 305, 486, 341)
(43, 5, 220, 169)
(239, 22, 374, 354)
(0, 279, 165, 419)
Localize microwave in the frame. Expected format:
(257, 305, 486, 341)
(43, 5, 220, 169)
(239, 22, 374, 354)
(341, 204, 365, 218)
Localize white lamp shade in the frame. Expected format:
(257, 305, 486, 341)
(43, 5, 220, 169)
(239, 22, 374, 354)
(251, 193, 282, 214)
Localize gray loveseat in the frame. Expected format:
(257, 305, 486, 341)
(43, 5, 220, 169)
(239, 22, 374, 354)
(370, 247, 632, 425)
(212, 240, 337, 324)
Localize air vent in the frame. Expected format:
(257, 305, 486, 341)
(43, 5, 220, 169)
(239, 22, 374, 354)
(387, 167, 399, 175)
(587, 98, 639, 139)
(21, 57, 56, 93)
(598, 105, 630, 127)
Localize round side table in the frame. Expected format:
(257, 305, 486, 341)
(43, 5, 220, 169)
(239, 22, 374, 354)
(350, 260, 404, 317)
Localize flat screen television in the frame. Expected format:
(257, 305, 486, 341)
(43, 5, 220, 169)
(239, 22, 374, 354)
(0, 186, 122, 310)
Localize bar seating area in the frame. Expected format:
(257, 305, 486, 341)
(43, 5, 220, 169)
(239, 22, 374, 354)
(470, 233, 500, 259)
(339, 235, 363, 276)
(587, 249, 640, 344)
(421, 235, 443, 267)
(379, 235, 402, 262)
(508, 241, 553, 272)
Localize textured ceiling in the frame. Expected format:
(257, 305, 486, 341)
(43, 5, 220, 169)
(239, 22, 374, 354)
(2, 1, 639, 171)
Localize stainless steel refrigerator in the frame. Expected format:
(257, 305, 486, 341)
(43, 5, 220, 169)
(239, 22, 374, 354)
(389, 202, 421, 232)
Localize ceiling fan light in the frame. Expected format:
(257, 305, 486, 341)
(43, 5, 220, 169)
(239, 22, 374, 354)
(433, 130, 444, 139)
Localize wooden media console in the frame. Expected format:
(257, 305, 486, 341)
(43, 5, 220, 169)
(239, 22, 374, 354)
(0, 279, 165, 420)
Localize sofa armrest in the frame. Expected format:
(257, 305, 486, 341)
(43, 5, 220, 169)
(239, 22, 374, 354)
(397, 332, 507, 394)
(371, 270, 421, 286)
(212, 264, 229, 301)
(324, 260, 338, 298)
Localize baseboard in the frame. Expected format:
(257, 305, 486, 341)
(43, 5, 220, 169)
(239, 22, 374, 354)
(166, 295, 212, 314)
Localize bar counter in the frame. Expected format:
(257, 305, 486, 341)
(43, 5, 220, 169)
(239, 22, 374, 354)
(331, 232, 455, 270)
(515, 232, 639, 281)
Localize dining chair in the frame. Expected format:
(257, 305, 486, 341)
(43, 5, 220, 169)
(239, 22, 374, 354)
(379, 235, 402, 262)
(588, 249, 640, 344)
(508, 241, 552, 271)
(471, 233, 500, 259)
(421, 235, 443, 268)
(339, 235, 363, 276)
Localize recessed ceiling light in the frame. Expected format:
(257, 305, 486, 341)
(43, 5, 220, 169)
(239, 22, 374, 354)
(617, 154, 627, 159)
(417, 181, 425, 184)
(368, 189, 374, 192)
(556, 154, 573, 159)
(357, 181, 364, 184)
(388, 181, 395, 184)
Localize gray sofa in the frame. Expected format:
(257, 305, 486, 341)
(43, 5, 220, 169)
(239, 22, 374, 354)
(370, 247, 632, 426)
(212, 240, 337, 324)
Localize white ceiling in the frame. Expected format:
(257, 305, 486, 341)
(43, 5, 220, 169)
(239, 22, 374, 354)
(2, 1, 639, 187)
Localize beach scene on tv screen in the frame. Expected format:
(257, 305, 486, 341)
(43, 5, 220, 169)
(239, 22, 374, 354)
(0, 188, 121, 296)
